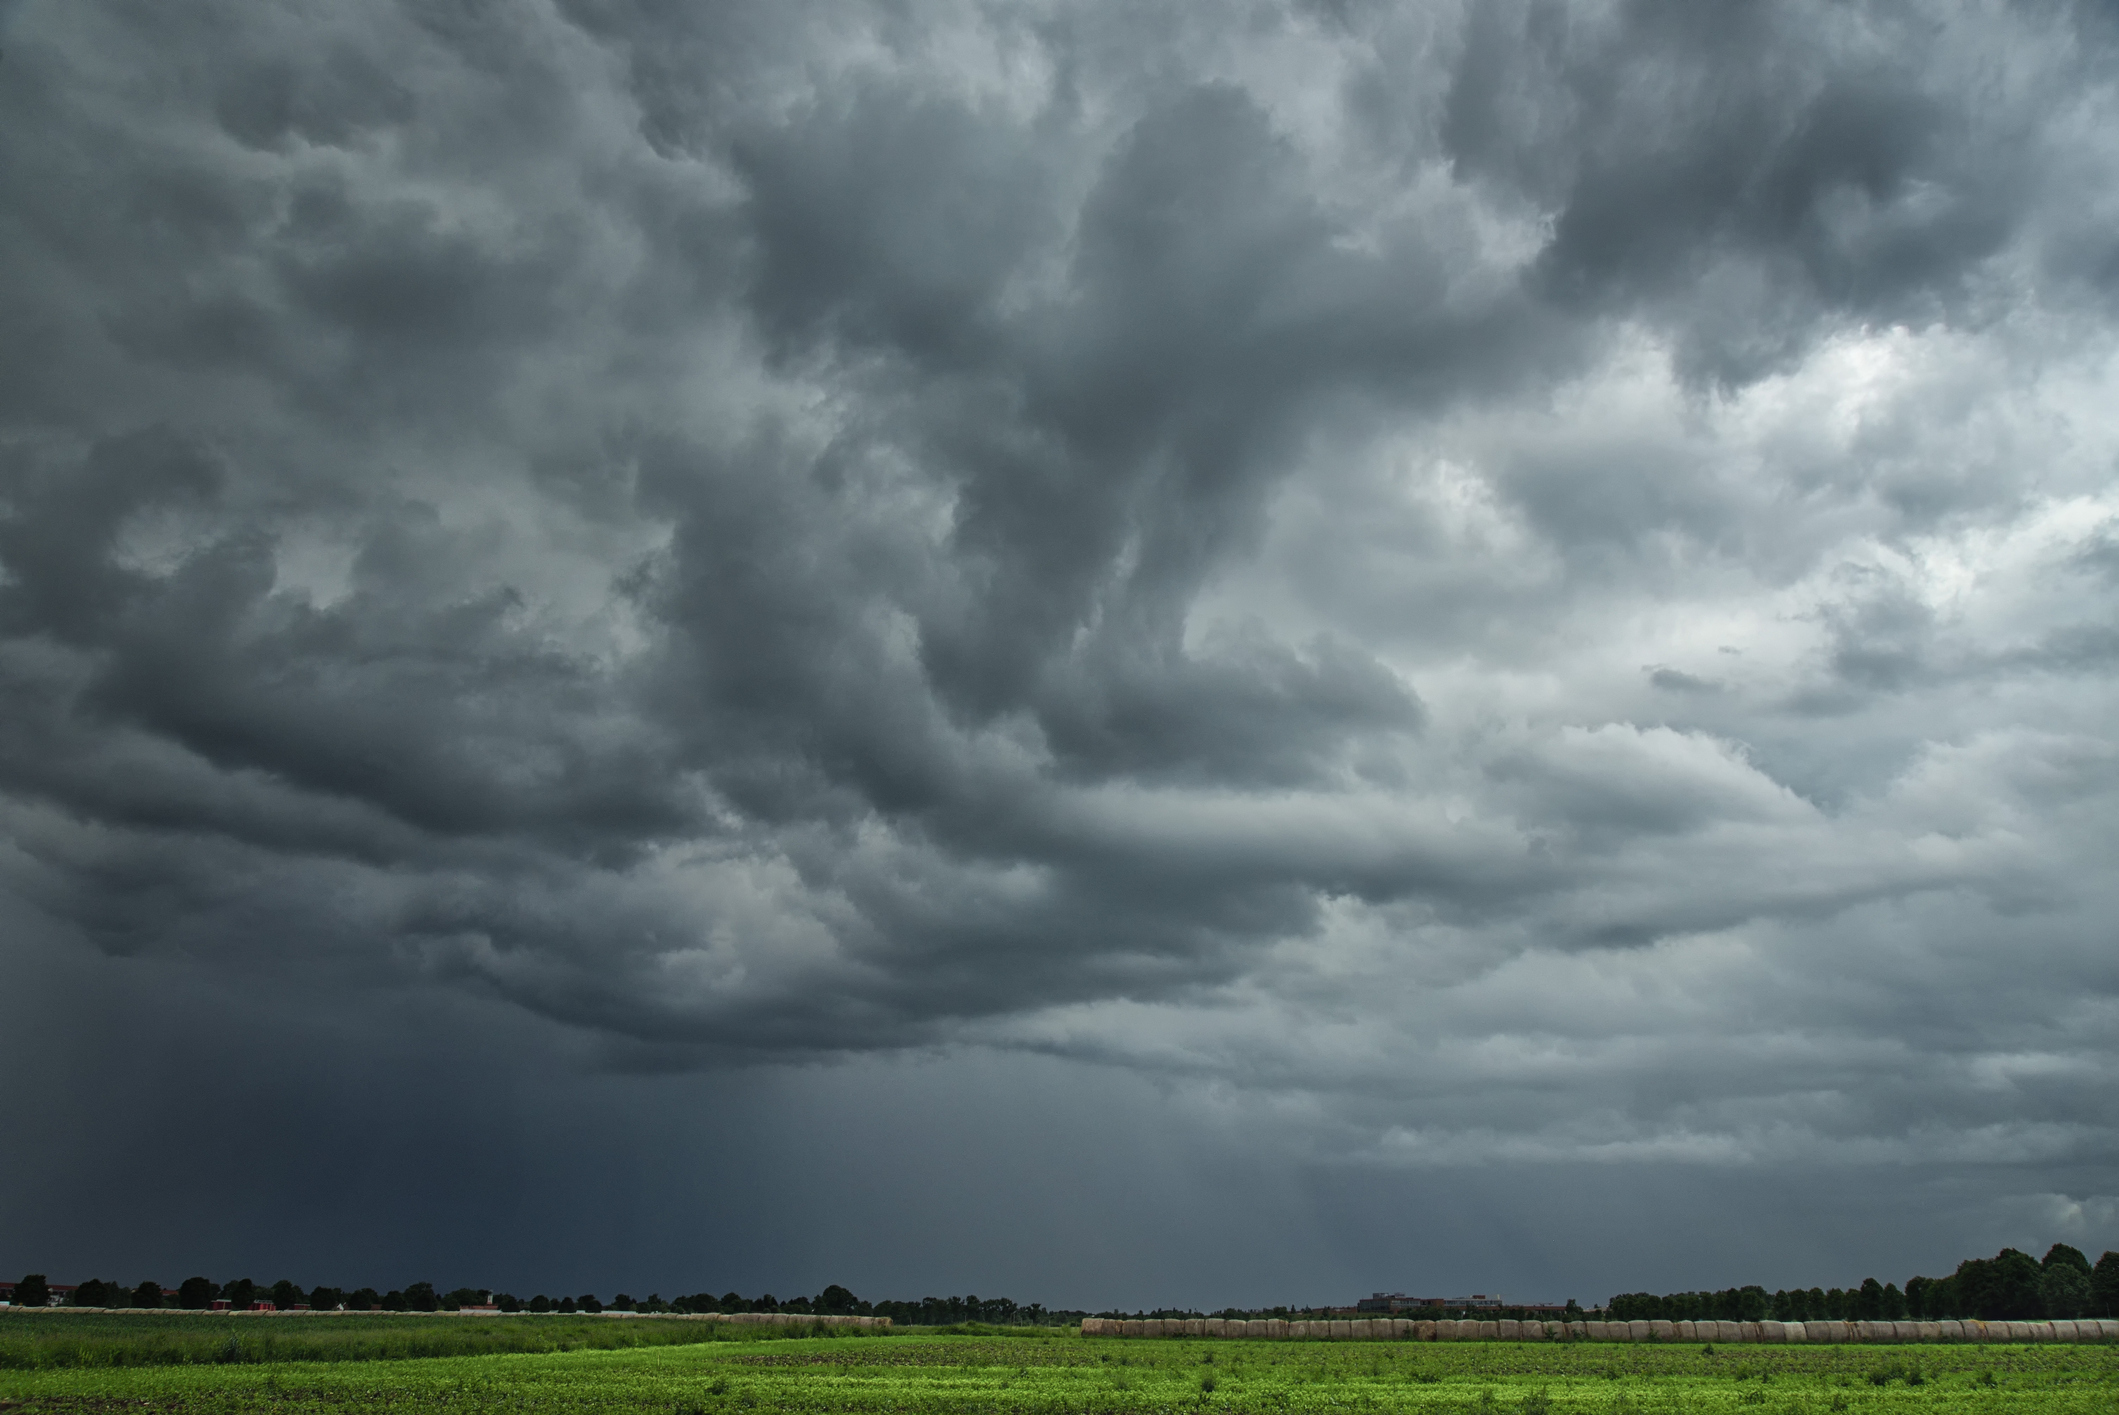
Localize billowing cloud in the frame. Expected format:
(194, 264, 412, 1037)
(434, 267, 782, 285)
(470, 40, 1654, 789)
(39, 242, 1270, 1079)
(2, 0, 2116, 1302)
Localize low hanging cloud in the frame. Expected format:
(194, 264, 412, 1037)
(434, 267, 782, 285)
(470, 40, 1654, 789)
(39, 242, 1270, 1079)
(3, 0, 2118, 1292)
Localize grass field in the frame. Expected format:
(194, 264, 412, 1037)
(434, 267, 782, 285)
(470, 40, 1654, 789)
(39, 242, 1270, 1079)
(0, 1321, 2112, 1412)
(0, 1311, 845, 1370)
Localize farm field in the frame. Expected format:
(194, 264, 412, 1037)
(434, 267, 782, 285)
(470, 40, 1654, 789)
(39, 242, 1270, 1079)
(0, 1311, 806, 1370)
(0, 1324, 2115, 1413)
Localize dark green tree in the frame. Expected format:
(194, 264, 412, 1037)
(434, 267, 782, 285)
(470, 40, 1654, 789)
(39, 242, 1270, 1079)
(1881, 1283, 1907, 1320)
(496, 1293, 522, 1312)
(2093, 1252, 2119, 1318)
(133, 1280, 163, 1308)
(270, 1280, 303, 1309)
(529, 1294, 552, 1313)
(2042, 1243, 2090, 1274)
(177, 1277, 218, 1310)
(1855, 1278, 1884, 1320)
(308, 1287, 344, 1311)
(558, 1296, 578, 1313)
(349, 1289, 380, 1311)
(2040, 1263, 2090, 1319)
(13, 1275, 50, 1308)
(576, 1293, 602, 1314)
(405, 1282, 439, 1313)
(817, 1285, 859, 1315)
(445, 1288, 486, 1309)
(70, 1278, 116, 1307)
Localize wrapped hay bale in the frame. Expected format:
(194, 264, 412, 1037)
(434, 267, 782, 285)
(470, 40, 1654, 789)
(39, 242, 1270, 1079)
(1651, 1320, 1675, 1341)
(1478, 1321, 1499, 1340)
(1497, 1320, 1519, 1340)
(1758, 1321, 1783, 1343)
(1415, 1320, 1437, 1340)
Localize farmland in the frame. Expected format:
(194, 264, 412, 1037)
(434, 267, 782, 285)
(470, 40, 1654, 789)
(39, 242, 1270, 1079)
(0, 1320, 2114, 1412)
(0, 1311, 831, 1370)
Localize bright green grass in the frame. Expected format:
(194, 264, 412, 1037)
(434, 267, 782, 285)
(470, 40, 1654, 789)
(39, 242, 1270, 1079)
(0, 1330, 2112, 1412)
(0, 1311, 852, 1370)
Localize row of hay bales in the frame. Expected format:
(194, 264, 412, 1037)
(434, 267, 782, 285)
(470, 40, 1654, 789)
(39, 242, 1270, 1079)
(1079, 1315, 2119, 1343)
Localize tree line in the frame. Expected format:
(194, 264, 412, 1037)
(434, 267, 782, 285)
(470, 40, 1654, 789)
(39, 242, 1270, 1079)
(1606, 1245, 2119, 1323)
(4, 1276, 1076, 1325)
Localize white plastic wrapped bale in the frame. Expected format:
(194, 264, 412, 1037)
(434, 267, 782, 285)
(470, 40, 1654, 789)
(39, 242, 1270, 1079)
(1478, 1321, 1498, 1340)
(1583, 1321, 1605, 1340)
(1493, 1320, 1514, 1339)
(1270, 1320, 1291, 1338)
(1521, 1320, 1545, 1341)
(1080, 1318, 1102, 1335)
(1651, 1320, 1674, 1341)
(1415, 1321, 1436, 1340)
(1356, 1320, 1378, 1339)
(1758, 1321, 1782, 1343)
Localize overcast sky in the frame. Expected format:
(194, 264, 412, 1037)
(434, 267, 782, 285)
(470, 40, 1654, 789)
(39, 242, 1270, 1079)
(3, 0, 2117, 1311)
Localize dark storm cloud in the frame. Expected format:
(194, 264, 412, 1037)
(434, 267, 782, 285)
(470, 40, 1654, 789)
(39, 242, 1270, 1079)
(4, 0, 2119, 1299)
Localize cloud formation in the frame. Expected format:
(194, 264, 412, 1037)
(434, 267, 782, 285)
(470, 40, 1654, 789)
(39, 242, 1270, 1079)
(2, 0, 2116, 1300)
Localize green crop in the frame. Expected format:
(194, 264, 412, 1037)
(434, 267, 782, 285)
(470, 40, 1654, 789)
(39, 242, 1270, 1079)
(0, 1311, 860, 1371)
(0, 1323, 2111, 1412)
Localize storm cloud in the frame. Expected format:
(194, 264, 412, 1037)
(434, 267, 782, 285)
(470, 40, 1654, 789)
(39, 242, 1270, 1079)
(2, 0, 2116, 1306)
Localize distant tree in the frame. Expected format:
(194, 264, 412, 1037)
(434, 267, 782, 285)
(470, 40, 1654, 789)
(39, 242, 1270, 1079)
(13, 1274, 50, 1308)
(222, 1279, 258, 1310)
(133, 1280, 163, 1309)
(720, 1292, 745, 1313)
(817, 1285, 859, 1315)
(496, 1293, 522, 1313)
(445, 1288, 486, 1310)
(71, 1279, 116, 1308)
(1904, 1277, 1932, 1319)
(1855, 1279, 1884, 1320)
(2093, 1253, 2119, 1319)
(558, 1296, 577, 1313)
(1881, 1283, 1907, 1320)
(270, 1280, 303, 1309)
(613, 1293, 635, 1311)
(2043, 1243, 2091, 1275)
(577, 1294, 602, 1314)
(1958, 1250, 2042, 1319)
(349, 1289, 381, 1311)
(1563, 1300, 1584, 1321)
(2040, 1264, 2090, 1319)
(309, 1287, 344, 1311)
(755, 1293, 779, 1313)
(529, 1295, 552, 1313)
(405, 1282, 439, 1313)
(178, 1277, 218, 1310)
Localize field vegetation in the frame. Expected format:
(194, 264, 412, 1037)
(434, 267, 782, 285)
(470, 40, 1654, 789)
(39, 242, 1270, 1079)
(0, 1311, 851, 1371)
(0, 1322, 2114, 1412)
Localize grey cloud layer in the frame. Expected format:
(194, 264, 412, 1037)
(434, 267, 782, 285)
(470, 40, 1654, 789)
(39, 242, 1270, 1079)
(2, 0, 2117, 1253)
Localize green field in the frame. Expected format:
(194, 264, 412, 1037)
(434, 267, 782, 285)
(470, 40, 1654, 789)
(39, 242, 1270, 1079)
(0, 1320, 2112, 1412)
(0, 1311, 838, 1370)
